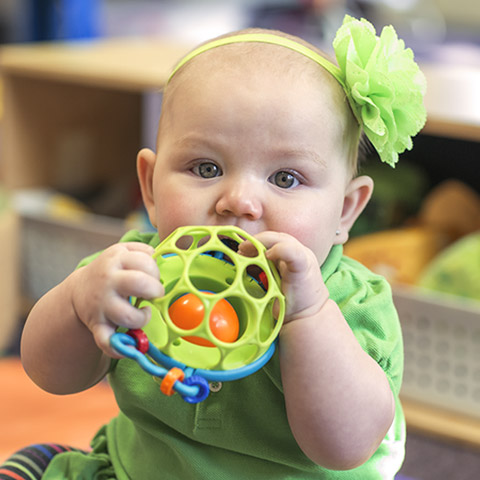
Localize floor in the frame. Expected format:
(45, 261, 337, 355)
(0, 357, 119, 462)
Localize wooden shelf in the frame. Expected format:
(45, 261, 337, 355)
(0, 37, 192, 92)
(402, 397, 480, 449)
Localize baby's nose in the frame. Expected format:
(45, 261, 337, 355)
(215, 182, 263, 220)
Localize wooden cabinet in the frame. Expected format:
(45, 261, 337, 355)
(0, 38, 191, 191)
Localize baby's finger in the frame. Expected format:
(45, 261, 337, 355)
(91, 322, 124, 359)
(120, 250, 160, 279)
(121, 242, 156, 255)
(253, 232, 310, 274)
(251, 231, 295, 251)
(114, 270, 164, 300)
(237, 240, 259, 258)
(267, 243, 311, 274)
(104, 296, 151, 330)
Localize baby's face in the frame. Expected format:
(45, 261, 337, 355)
(148, 59, 353, 265)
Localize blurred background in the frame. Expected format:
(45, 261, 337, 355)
(1, 0, 480, 53)
(0, 2, 479, 479)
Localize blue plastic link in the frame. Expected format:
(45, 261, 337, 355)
(111, 333, 200, 399)
(110, 331, 277, 403)
(181, 375, 210, 403)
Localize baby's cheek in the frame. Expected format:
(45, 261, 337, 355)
(154, 197, 199, 240)
(281, 224, 331, 266)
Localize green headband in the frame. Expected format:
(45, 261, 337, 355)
(168, 15, 427, 168)
(169, 33, 345, 89)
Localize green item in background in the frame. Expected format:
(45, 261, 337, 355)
(351, 159, 428, 237)
(419, 231, 480, 301)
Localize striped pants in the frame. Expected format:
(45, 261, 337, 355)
(0, 444, 84, 480)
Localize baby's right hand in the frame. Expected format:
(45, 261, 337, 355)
(70, 242, 163, 357)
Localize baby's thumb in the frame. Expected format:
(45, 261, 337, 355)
(92, 323, 124, 359)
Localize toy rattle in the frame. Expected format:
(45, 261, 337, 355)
(110, 225, 285, 403)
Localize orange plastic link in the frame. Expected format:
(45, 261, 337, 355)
(160, 367, 185, 396)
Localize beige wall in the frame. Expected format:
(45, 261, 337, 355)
(434, 0, 480, 29)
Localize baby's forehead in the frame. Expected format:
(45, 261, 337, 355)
(167, 45, 343, 116)
(170, 42, 345, 114)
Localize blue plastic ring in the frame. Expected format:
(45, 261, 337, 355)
(181, 375, 210, 403)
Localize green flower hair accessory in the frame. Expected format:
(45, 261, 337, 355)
(333, 15, 427, 167)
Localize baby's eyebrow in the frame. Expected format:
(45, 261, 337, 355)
(173, 135, 211, 148)
(172, 134, 228, 154)
(273, 148, 327, 168)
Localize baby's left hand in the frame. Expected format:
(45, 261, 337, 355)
(239, 231, 329, 323)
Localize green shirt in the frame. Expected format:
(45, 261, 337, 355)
(44, 230, 405, 479)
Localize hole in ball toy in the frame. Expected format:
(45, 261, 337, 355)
(175, 235, 195, 250)
(243, 265, 268, 298)
(203, 251, 234, 265)
(175, 233, 212, 251)
(196, 235, 212, 248)
(217, 230, 255, 254)
(219, 236, 240, 252)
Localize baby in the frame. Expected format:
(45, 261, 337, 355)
(10, 16, 425, 480)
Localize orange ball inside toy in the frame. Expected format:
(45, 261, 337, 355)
(168, 292, 239, 347)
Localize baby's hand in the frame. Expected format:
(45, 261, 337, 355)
(71, 242, 163, 357)
(240, 232, 329, 323)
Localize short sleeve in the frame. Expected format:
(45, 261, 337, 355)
(325, 254, 404, 396)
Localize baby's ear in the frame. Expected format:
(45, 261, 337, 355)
(335, 175, 374, 245)
(137, 148, 158, 228)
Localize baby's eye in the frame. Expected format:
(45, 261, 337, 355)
(269, 171, 300, 189)
(192, 162, 222, 178)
